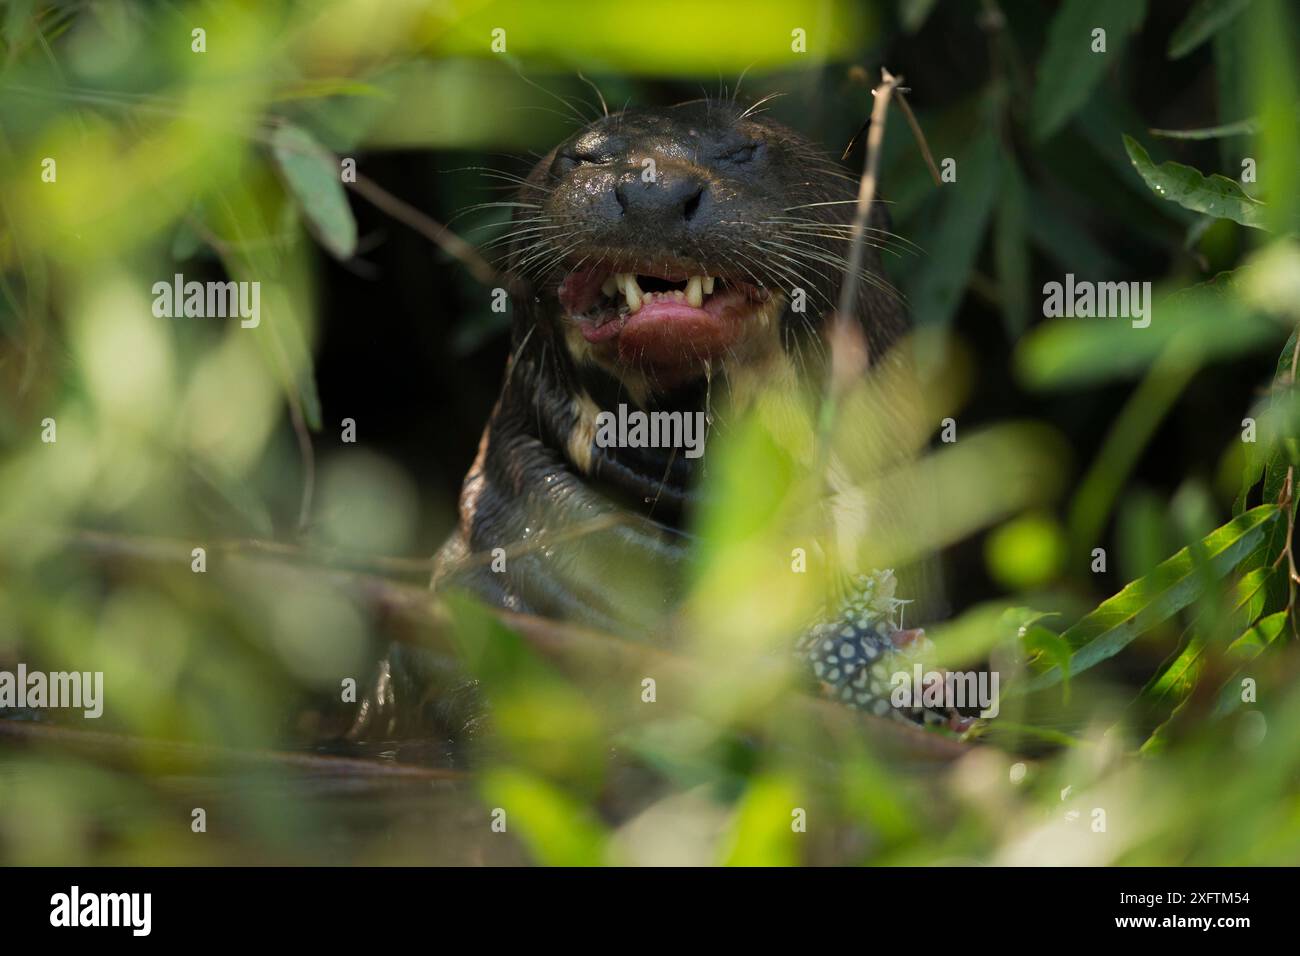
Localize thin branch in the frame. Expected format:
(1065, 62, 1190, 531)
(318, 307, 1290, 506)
(894, 90, 942, 186)
(829, 68, 902, 397)
(0, 719, 466, 782)
(347, 173, 502, 287)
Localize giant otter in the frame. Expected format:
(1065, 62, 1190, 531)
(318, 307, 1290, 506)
(349, 98, 947, 740)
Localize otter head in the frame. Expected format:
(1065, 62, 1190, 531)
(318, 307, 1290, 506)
(503, 100, 904, 404)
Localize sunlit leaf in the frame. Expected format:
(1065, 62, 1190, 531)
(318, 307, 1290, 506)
(1123, 134, 1267, 228)
(1143, 566, 1271, 704)
(721, 774, 803, 866)
(479, 768, 610, 866)
(1012, 505, 1279, 693)
(1211, 611, 1287, 717)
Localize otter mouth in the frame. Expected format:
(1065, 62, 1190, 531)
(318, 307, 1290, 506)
(557, 263, 773, 368)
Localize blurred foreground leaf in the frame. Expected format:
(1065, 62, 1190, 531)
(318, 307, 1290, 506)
(479, 767, 610, 866)
(1017, 276, 1283, 390)
(270, 124, 358, 260)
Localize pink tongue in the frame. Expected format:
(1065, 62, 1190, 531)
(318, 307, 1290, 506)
(617, 299, 741, 365)
(558, 269, 604, 314)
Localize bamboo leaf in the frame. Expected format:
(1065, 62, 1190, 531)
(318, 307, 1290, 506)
(1143, 566, 1271, 703)
(1211, 611, 1287, 717)
(1013, 505, 1279, 694)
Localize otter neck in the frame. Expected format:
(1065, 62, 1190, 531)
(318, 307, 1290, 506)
(530, 349, 709, 530)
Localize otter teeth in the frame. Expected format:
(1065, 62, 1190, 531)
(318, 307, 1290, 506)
(685, 275, 703, 308)
(605, 273, 715, 313)
(617, 273, 643, 313)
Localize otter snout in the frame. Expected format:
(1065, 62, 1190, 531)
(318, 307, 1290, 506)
(614, 171, 708, 229)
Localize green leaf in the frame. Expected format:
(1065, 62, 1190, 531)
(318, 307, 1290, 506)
(721, 774, 803, 866)
(1017, 274, 1284, 390)
(1122, 134, 1267, 229)
(1011, 505, 1279, 694)
(1211, 610, 1288, 717)
(1031, 0, 1147, 141)
(1143, 566, 1271, 703)
(1226, 609, 1288, 660)
(479, 767, 609, 866)
(1021, 622, 1073, 701)
(269, 124, 358, 260)
(1167, 0, 1254, 59)
(1150, 118, 1259, 140)
(905, 129, 999, 329)
(1246, 0, 1300, 234)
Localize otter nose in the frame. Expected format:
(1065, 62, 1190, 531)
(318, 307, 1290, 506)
(614, 174, 707, 226)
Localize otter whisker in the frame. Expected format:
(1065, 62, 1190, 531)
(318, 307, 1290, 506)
(740, 238, 837, 299)
(511, 236, 588, 279)
(479, 224, 568, 249)
(739, 91, 786, 118)
(758, 239, 903, 305)
(782, 200, 863, 210)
